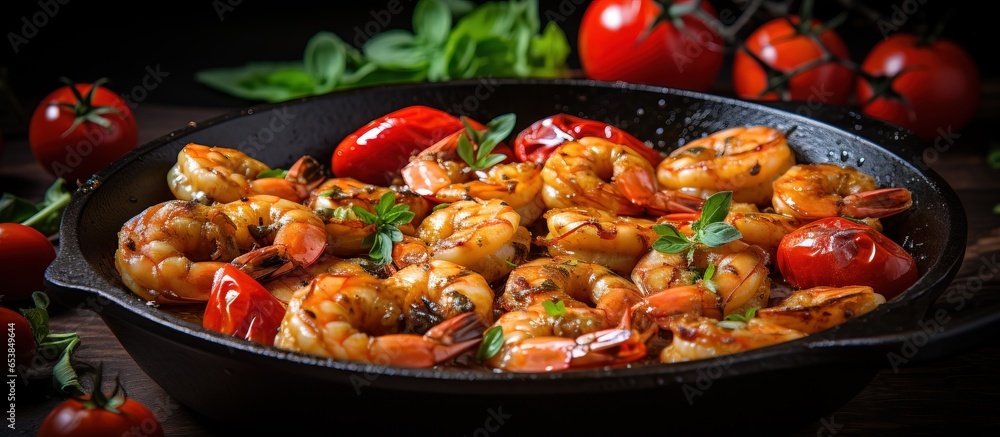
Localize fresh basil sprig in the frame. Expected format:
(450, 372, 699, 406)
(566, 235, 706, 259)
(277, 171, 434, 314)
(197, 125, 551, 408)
(456, 113, 514, 170)
(651, 191, 743, 261)
(195, 0, 570, 103)
(352, 192, 415, 264)
(0, 178, 73, 237)
(476, 325, 504, 361)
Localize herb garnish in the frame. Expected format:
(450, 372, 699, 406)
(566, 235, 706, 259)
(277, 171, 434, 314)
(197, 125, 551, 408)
(352, 192, 415, 264)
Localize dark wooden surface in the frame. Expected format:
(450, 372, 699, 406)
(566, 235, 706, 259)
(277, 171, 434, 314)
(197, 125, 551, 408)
(2, 90, 999, 435)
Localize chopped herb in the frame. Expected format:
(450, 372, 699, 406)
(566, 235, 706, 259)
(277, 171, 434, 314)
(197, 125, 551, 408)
(505, 259, 517, 267)
(433, 202, 451, 211)
(353, 192, 415, 264)
(989, 141, 1000, 169)
(717, 320, 745, 330)
(476, 326, 504, 361)
(541, 299, 566, 317)
(702, 263, 718, 294)
(724, 307, 758, 323)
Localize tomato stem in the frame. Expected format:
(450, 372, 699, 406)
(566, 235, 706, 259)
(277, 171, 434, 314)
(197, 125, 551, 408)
(55, 77, 125, 138)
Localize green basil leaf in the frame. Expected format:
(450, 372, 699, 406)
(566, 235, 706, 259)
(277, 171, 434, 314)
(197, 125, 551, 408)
(476, 325, 504, 361)
(652, 223, 687, 239)
(482, 113, 516, 156)
(695, 191, 733, 229)
(723, 313, 747, 322)
(256, 169, 288, 179)
(51, 335, 82, 394)
(440, 0, 476, 17)
(528, 21, 571, 77)
(0, 193, 41, 223)
(433, 202, 451, 211)
(457, 133, 476, 167)
(461, 116, 481, 144)
(304, 31, 347, 94)
(652, 238, 692, 254)
(363, 30, 429, 70)
(703, 263, 715, 281)
(352, 206, 378, 224)
(195, 62, 313, 103)
(475, 153, 508, 169)
(386, 225, 404, 243)
(414, 0, 451, 47)
(375, 191, 396, 217)
(698, 222, 743, 247)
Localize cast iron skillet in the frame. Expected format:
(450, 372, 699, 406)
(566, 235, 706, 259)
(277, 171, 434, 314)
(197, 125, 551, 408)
(46, 79, 975, 434)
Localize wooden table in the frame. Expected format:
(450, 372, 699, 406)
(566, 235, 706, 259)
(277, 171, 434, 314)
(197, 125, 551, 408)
(3, 95, 999, 435)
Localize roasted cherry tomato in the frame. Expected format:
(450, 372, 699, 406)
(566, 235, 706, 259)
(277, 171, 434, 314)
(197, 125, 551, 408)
(203, 264, 286, 346)
(0, 306, 34, 367)
(29, 78, 138, 185)
(0, 223, 57, 302)
(333, 105, 462, 185)
(777, 217, 919, 300)
(578, 0, 725, 92)
(855, 33, 980, 141)
(38, 366, 164, 437)
(733, 15, 855, 105)
(513, 113, 662, 165)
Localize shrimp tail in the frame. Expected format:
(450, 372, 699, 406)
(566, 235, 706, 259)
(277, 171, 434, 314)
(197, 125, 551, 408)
(841, 188, 913, 219)
(233, 245, 297, 282)
(644, 190, 705, 215)
(369, 312, 486, 367)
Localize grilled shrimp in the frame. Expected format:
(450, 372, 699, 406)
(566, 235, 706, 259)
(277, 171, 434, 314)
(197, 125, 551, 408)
(541, 137, 703, 216)
(306, 177, 430, 257)
(656, 126, 796, 206)
(382, 259, 496, 333)
(116, 200, 241, 304)
(535, 207, 658, 276)
(484, 305, 650, 372)
(501, 255, 646, 325)
(167, 143, 324, 204)
(757, 285, 886, 334)
(658, 315, 806, 363)
(400, 131, 546, 225)
(216, 195, 327, 280)
(273, 271, 486, 368)
(771, 163, 912, 221)
(415, 199, 530, 283)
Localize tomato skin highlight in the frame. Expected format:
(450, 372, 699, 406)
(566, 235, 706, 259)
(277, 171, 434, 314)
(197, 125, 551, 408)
(513, 113, 661, 165)
(733, 16, 855, 105)
(29, 81, 138, 185)
(203, 264, 286, 346)
(776, 217, 919, 300)
(0, 223, 57, 302)
(578, 0, 725, 92)
(37, 394, 165, 437)
(332, 105, 465, 186)
(855, 33, 981, 141)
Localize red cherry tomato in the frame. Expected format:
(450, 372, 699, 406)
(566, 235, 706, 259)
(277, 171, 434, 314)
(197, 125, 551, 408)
(733, 16, 856, 105)
(578, 0, 725, 92)
(331, 106, 466, 186)
(513, 113, 662, 165)
(38, 370, 164, 437)
(0, 306, 34, 367)
(203, 264, 286, 346)
(29, 78, 138, 185)
(855, 33, 980, 141)
(777, 217, 919, 300)
(0, 223, 57, 302)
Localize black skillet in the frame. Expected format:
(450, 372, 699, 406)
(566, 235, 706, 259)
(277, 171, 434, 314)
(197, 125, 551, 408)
(45, 79, 978, 435)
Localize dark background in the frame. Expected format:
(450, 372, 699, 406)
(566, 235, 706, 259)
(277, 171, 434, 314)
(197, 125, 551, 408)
(0, 0, 992, 126)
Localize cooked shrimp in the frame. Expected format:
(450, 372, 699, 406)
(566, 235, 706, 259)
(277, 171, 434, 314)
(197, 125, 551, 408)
(535, 207, 658, 276)
(415, 199, 530, 283)
(771, 163, 912, 221)
(656, 126, 796, 206)
(217, 195, 327, 281)
(757, 286, 886, 334)
(501, 256, 646, 324)
(658, 315, 806, 363)
(307, 178, 430, 257)
(273, 272, 487, 367)
(167, 143, 324, 204)
(654, 203, 801, 259)
(485, 305, 649, 372)
(631, 240, 770, 317)
(382, 259, 496, 333)
(638, 284, 723, 322)
(541, 137, 703, 216)
(400, 132, 546, 225)
(115, 200, 241, 304)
